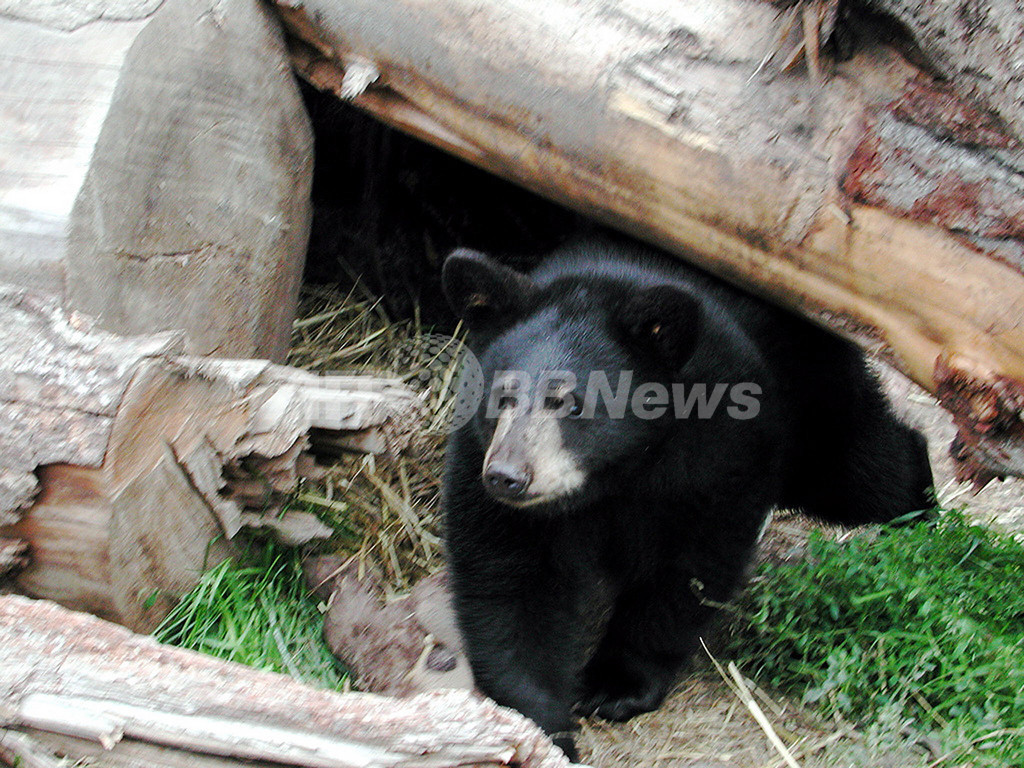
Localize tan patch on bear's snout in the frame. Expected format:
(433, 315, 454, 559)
(484, 406, 585, 505)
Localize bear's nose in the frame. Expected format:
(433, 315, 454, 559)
(483, 461, 532, 500)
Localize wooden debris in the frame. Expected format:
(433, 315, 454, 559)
(0, 287, 421, 630)
(0, 595, 571, 768)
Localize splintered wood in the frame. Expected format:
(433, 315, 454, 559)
(0, 595, 571, 768)
(0, 286, 421, 630)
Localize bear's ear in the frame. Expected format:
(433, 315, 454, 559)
(442, 248, 534, 327)
(618, 285, 703, 369)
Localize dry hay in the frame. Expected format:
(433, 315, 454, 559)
(288, 284, 456, 590)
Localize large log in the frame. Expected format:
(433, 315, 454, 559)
(0, 285, 421, 631)
(278, 0, 1024, 482)
(0, 0, 312, 362)
(0, 595, 572, 768)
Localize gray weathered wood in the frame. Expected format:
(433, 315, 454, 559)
(0, 286, 421, 630)
(0, 595, 572, 768)
(0, 285, 183, 521)
(0, 0, 312, 362)
(279, 0, 1024, 481)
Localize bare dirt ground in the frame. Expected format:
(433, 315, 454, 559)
(575, 364, 1019, 768)
(576, 670, 933, 768)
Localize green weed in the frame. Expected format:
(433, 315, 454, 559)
(154, 542, 347, 691)
(727, 512, 1024, 766)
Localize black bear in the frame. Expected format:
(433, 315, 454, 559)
(440, 235, 933, 761)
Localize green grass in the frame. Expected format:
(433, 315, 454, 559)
(726, 512, 1024, 766)
(154, 542, 347, 691)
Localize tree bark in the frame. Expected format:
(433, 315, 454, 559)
(866, 0, 1024, 141)
(277, 0, 1024, 482)
(0, 595, 571, 768)
(0, 286, 421, 631)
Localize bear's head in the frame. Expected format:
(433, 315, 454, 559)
(442, 247, 711, 514)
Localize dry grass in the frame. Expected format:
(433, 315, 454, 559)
(287, 284, 456, 590)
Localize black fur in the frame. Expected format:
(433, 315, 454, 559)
(441, 235, 933, 760)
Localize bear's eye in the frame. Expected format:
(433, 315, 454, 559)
(544, 392, 584, 418)
(543, 394, 563, 411)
